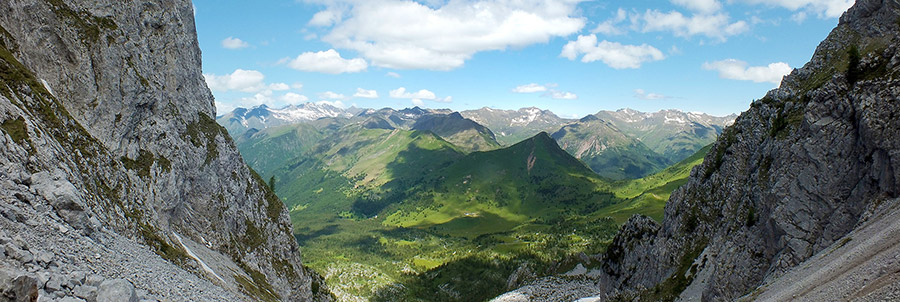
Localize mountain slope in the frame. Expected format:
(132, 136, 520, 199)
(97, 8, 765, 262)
(0, 1, 327, 301)
(551, 116, 670, 179)
(412, 112, 501, 152)
(382, 132, 612, 236)
(234, 123, 324, 177)
(497, 1, 900, 301)
(217, 103, 355, 136)
(461, 107, 572, 146)
(595, 109, 735, 163)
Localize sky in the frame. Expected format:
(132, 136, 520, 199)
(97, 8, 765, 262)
(192, 0, 853, 118)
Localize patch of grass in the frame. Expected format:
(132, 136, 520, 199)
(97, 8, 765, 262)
(234, 273, 279, 302)
(45, 0, 117, 45)
(186, 113, 227, 165)
(120, 149, 171, 177)
(1, 116, 28, 145)
(242, 219, 266, 248)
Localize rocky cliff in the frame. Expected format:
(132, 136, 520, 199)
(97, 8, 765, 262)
(496, 0, 900, 301)
(0, 0, 329, 301)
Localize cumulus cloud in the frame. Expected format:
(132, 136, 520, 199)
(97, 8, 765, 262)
(389, 87, 437, 99)
(291, 83, 305, 90)
(385, 72, 401, 78)
(634, 89, 670, 100)
(353, 88, 379, 98)
(702, 59, 792, 84)
(281, 92, 309, 105)
(561, 35, 665, 69)
(512, 83, 549, 93)
(592, 8, 747, 41)
(285, 49, 368, 74)
(671, 0, 721, 13)
(639, 10, 748, 40)
(311, 0, 587, 70)
(204, 69, 266, 92)
(736, 0, 852, 18)
(411, 99, 426, 107)
(221, 37, 249, 49)
(546, 90, 577, 100)
(309, 10, 342, 27)
(269, 83, 290, 91)
(592, 9, 628, 35)
(319, 91, 346, 99)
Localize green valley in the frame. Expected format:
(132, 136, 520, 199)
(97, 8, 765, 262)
(225, 106, 725, 301)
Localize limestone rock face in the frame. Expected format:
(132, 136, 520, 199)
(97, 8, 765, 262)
(498, 0, 900, 300)
(0, 0, 329, 300)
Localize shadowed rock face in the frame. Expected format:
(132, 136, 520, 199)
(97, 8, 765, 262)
(497, 0, 900, 301)
(0, 0, 329, 300)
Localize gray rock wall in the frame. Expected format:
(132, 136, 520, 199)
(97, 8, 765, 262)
(601, 0, 900, 300)
(0, 0, 329, 300)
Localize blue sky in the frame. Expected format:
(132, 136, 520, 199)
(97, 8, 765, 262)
(193, 0, 852, 118)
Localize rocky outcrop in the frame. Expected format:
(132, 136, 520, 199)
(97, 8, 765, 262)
(499, 0, 900, 300)
(0, 0, 329, 301)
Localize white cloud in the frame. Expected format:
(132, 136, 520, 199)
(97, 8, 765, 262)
(281, 93, 309, 105)
(546, 90, 577, 100)
(512, 83, 548, 93)
(702, 59, 792, 85)
(313, 0, 587, 70)
(737, 0, 852, 18)
(385, 72, 401, 78)
(639, 10, 748, 41)
(561, 35, 665, 69)
(791, 12, 808, 23)
(389, 87, 437, 99)
(291, 83, 305, 90)
(269, 83, 290, 91)
(285, 49, 368, 74)
(671, 0, 721, 13)
(411, 99, 426, 107)
(319, 91, 346, 99)
(204, 69, 266, 92)
(309, 10, 342, 27)
(353, 88, 379, 98)
(316, 100, 346, 108)
(592, 9, 628, 35)
(215, 101, 235, 115)
(634, 89, 670, 100)
(435, 96, 453, 103)
(221, 36, 249, 49)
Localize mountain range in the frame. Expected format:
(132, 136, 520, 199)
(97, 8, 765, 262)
(220, 104, 734, 180)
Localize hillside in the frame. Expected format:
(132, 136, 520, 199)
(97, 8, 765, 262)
(412, 112, 501, 152)
(551, 116, 671, 179)
(234, 123, 324, 177)
(595, 109, 735, 163)
(461, 107, 572, 146)
(496, 0, 900, 300)
(264, 128, 709, 301)
(0, 0, 328, 301)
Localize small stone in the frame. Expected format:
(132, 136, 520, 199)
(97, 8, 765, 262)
(37, 272, 51, 288)
(68, 271, 86, 287)
(6, 243, 34, 264)
(37, 252, 54, 267)
(85, 274, 104, 287)
(97, 279, 137, 302)
(0, 269, 39, 302)
(45, 275, 63, 292)
(73, 285, 98, 302)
